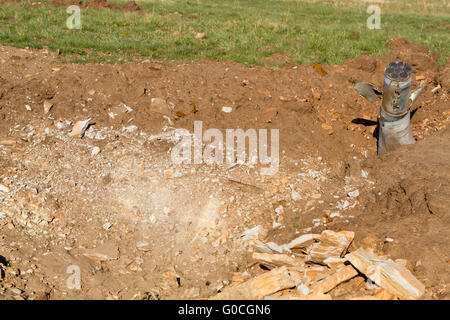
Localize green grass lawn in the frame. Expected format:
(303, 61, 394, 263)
(0, 0, 448, 66)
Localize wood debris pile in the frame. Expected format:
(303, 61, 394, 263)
(211, 230, 425, 300)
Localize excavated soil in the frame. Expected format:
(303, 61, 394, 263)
(0, 38, 449, 300)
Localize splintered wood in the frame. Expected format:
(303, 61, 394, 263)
(211, 230, 426, 300)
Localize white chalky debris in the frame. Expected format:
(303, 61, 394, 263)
(122, 125, 138, 133)
(361, 169, 369, 178)
(291, 190, 302, 201)
(103, 222, 113, 230)
(348, 190, 359, 198)
(91, 146, 101, 156)
(222, 106, 232, 113)
(0, 184, 10, 193)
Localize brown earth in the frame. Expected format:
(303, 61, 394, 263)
(0, 38, 448, 300)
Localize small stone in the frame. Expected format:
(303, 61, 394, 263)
(122, 125, 138, 133)
(195, 32, 206, 39)
(291, 190, 302, 201)
(136, 241, 151, 252)
(10, 288, 23, 295)
(415, 75, 425, 81)
(150, 98, 172, 116)
(83, 243, 119, 261)
(348, 190, 359, 198)
(259, 107, 278, 123)
(91, 146, 101, 156)
(361, 170, 369, 178)
(25, 104, 32, 111)
(103, 222, 113, 230)
(43, 100, 53, 114)
(70, 119, 91, 138)
(222, 106, 232, 113)
(0, 184, 10, 193)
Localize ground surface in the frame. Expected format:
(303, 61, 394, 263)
(0, 35, 448, 299)
(0, 0, 449, 65)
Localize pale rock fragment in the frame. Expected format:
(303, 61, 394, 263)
(211, 266, 297, 300)
(312, 265, 358, 294)
(252, 252, 305, 268)
(253, 240, 285, 254)
(150, 98, 172, 116)
(83, 243, 119, 261)
(43, 100, 53, 114)
(306, 230, 354, 263)
(70, 119, 91, 138)
(345, 248, 425, 300)
(91, 146, 101, 156)
(283, 233, 320, 251)
(0, 184, 10, 193)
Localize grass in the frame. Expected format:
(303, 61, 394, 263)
(0, 0, 448, 66)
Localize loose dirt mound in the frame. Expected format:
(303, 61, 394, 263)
(0, 39, 448, 299)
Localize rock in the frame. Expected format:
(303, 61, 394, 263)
(103, 222, 113, 230)
(122, 125, 138, 133)
(265, 291, 332, 300)
(91, 146, 101, 156)
(25, 104, 32, 111)
(108, 103, 132, 119)
(222, 106, 233, 113)
(258, 107, 278, 123)
(252, 252, 304, 268)
(136, 241, 151, 252)
(306, 230, 354, 263)
(0, 139, 17, 146)
(346, 248, 425, 300)
(0, 184, 10, 193)
(311, 88, 321, 100)
(83, 243, 119, 261)
(239, 225, 265, 242)
(70, 119, 91, 138)
(415, 75, 426, 81)
(312, 265, 358, 294)
(323, 257, 346, 270)
(253, 240, 285, 253)
(354, 82, 382, 102)
(150, 98, 172, 116)
(43, 100, 53, 114)
(211, 266, 297, 300)
(195, 32, 206, 39)
(283, 234, 320, 251)
(291, 189, 302, 201)
(10, 287, 23, 295)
